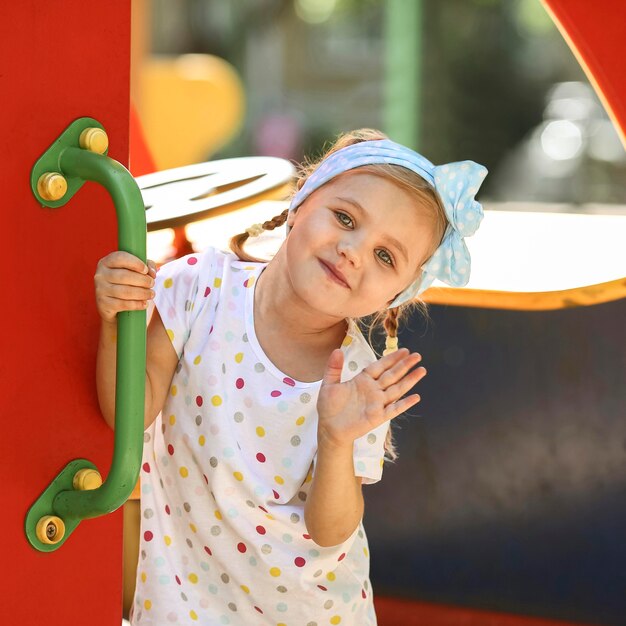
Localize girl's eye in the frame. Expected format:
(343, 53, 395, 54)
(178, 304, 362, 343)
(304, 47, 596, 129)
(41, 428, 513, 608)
(376, 249, 394, 267)
(334, 211, 354, 228)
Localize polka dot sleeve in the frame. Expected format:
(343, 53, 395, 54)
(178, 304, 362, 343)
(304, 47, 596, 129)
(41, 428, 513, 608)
(352, 420, 389, 485)
(153, 249, 219, 358)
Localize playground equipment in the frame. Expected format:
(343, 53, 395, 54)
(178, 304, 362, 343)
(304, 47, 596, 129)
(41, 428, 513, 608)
(4, 0, 624, 624)
(141, 156, 295, 259)
(25, 118, 146, 552)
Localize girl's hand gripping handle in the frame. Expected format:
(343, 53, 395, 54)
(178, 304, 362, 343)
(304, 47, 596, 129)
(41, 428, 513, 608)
(95, 251, 157, 324)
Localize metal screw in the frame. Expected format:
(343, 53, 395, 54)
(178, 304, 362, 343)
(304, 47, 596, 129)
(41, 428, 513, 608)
(46, 522, 57, 540)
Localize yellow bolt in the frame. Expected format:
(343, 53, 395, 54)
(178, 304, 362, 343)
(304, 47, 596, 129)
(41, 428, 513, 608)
(36, 515, 66, 545)
(79, 127, 109, 154)
(73, 468, 103, 491)
(37, 172, 67, 201)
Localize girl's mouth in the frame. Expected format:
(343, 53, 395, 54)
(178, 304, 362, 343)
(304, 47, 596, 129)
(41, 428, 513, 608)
(318, 259, 350, 289)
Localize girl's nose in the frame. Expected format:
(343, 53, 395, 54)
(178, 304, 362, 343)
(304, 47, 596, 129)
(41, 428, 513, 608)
(337, 238, 361, 268)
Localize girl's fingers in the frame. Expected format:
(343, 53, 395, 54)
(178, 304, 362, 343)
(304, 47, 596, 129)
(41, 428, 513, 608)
(97, 296, 150, 322)
(383, 366, 427, 405)
(95, 252, 156, 322)
(363, 348, 413, 379)
(103, 283, 155, 302)
(102, 267, 155, 289)
(384, 394, 421, 421)
(377, 352, 422, 389)
(103, 251, 147, 270)
(322, 349, 345, 386)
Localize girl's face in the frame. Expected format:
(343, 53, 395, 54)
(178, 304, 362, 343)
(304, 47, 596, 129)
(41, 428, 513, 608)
(284, 171, 440, 319)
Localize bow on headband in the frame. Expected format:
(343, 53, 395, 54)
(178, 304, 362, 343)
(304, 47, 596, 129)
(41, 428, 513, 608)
(288, 139, 488, 308)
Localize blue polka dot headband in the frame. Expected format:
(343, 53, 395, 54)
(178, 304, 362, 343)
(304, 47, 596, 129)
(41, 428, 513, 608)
(289, 139, 488, 307)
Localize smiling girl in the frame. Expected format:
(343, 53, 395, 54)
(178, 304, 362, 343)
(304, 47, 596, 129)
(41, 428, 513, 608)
(95, 128, 487, 625)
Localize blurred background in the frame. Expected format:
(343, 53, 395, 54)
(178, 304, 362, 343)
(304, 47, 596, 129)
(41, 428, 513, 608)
(127, 1, 626, 624)
(134, 0, 626, 208)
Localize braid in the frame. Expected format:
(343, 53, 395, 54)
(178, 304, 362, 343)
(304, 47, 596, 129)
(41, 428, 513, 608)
(229, 208, 289, 262)
(261, 209, 289, 233)
(382, 307, 400, 355)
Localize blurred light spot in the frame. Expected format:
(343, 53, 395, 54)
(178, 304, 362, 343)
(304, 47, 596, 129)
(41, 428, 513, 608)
(540, 120, 582, 161)
(513, 0, 554, 36)
(295, 0, 337, 24)
(544, 97, 596, 122)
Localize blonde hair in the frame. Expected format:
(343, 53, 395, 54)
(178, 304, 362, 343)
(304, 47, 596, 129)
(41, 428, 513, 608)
(230, 129, 448, 461)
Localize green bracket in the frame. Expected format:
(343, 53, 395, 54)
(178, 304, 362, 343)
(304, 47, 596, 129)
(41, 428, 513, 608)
(30, 117, 107, 208)
(24, 460, 98, 552)
(25, 117, 147, 551)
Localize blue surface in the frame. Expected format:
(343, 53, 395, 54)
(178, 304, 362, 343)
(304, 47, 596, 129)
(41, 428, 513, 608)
(365, 297, 626, 625)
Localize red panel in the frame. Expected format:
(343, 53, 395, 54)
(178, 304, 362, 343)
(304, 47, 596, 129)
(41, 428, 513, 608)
(542, 0, 626, 145)
(1, 2, 130, 624)
(375, 596, 600, 626)
(130, 102, 157, 176)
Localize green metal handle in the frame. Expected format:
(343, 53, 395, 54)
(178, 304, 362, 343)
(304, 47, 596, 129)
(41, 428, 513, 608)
(25, 117, 146, 551)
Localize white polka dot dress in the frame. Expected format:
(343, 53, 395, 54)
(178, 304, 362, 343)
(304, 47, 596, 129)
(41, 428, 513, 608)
(131, 248, 387, 625)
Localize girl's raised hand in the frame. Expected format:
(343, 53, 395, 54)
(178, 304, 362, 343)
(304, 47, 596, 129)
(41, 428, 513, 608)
(94, 251, 158, 323)
(316, 348, 426, 449)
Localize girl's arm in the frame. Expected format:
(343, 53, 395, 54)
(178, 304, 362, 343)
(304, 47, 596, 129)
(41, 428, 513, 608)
(305, 347, 425, 547)
(304, 435, 364, 547)
(95, 252, 179, 430)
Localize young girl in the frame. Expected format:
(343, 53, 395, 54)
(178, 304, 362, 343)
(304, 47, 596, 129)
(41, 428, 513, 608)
(95, 129, 487, 626)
